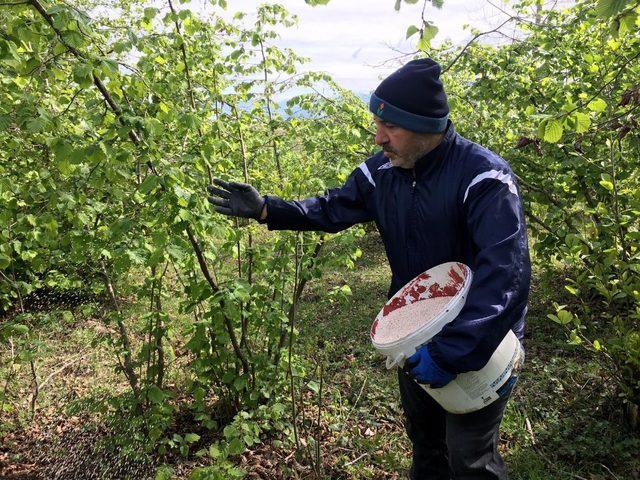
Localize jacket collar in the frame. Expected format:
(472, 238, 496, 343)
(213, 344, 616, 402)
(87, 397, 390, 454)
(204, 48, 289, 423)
(412, 120, 456, 177)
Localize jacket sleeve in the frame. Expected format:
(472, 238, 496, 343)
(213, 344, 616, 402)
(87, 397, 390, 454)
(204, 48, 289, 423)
(428, 170, 531, 374)
(261, 166, 375, 233)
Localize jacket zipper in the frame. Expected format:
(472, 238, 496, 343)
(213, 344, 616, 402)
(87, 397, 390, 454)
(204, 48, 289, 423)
(407, 168, 418, 275)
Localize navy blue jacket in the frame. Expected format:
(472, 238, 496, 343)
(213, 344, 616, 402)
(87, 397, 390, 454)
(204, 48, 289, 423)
(262, 123, 530, 374)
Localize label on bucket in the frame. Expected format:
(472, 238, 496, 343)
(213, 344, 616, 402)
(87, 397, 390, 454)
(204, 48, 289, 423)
(455, 372, 492, 401)
(454, 340, 522, 401)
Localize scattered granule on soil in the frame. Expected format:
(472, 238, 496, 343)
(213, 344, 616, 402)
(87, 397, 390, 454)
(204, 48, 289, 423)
(375, 296, 453, 344)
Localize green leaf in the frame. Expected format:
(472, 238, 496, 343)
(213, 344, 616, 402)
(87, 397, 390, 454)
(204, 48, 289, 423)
(572, 112, 591, 133)
(155, 465, 175, 480)
(599, 180, 614, 191)
(0, 254, 11, 269)
(595, 0, 630, 18)
(72, 63, 93, 88)
(0, 115, 11, 131)
(394, 0, 401, 10)
(139, 175, 160, 194)
(547, 314, 561, 324)
(144, 7, 158, 20)
(564, 285, 578, 295)
(406, 25, 419, 39)
(537, 119, 548, 139)
(209, 444, 223, 459)
(147, 385, 165, 403)
(618, 11, 638, 35)
(1, 323, 29, 337)
(543, 119, 563, 143)
(568, 329, 583, 345)
(418, 23, 439, 50)
(227, 437, 244, 455)
(307, 380, 320, 394)
(63, 30, 84, 49)
(587, 98, 607, 112)
(557, 309, 573, 325)
(233, 375, 247, 391)
(593, 339, 602, 351)
(56, 159, 75, 175)
(185, 433, 200, 443)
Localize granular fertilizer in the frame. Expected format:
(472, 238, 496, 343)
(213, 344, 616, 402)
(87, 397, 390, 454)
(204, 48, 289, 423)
(374, 296, 453, 344)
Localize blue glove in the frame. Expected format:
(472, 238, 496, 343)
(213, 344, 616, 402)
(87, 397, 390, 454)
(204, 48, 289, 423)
(405, 344, 456, 388)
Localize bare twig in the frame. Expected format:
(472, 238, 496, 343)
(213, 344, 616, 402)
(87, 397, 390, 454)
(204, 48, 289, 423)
(257, 24, 284, 188)
(514, 173, 564, 210)
(344, 453, 368, 467)
(275, 237, 325, 358)
(29, 359, 39, 419)
(99, 258, 140, 399)
(561, 49, 640, 120)
(39, 352, 87, 391)
(288, 233, 302, 450)
(610, 138, 629, 261)
(525, 416, 536, 445)
(0, 338, 16, 415)
(525, 211, 563, 242)
(55, 88, 84, 117)
(28, 352, 88, 418)
(443, 17, 515, 74)
(599, 463, 620, 480)
(342, 375, 368, 427)
(313, 351, 325, 478)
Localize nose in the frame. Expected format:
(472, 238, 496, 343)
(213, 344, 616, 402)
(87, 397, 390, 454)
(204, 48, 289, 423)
(374, 125, 388, 146)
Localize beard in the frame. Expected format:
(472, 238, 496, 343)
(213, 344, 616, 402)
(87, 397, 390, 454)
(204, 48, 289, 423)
(384, 138, 433, 168)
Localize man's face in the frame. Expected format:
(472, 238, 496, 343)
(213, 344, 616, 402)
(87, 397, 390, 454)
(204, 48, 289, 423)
(373, 115, 437, 169)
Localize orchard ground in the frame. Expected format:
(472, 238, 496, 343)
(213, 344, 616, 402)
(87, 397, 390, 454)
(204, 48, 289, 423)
(1, 230, 638, 479)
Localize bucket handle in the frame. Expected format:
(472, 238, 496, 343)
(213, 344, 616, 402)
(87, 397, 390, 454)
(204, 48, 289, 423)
(385, 353, 406, 370)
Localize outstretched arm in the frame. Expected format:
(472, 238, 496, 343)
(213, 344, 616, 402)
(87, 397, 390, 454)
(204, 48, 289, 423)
(208, 165, 375, 233)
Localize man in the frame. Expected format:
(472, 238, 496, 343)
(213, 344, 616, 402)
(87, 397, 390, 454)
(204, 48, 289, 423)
(207, 58, 531, 480)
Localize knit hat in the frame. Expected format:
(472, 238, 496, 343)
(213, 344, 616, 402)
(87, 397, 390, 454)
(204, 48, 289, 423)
(369, 58, 449, 133)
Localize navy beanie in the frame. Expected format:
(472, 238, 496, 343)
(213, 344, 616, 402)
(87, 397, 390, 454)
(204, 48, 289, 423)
(369, 58, 449, 133)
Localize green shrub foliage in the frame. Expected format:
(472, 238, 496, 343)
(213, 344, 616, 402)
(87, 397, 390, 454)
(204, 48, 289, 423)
(1, 0, 638, 451)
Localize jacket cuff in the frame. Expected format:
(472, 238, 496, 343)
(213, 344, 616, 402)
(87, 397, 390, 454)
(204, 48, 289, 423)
(258, 195, 291, 229)
(256, 195, 269, 224)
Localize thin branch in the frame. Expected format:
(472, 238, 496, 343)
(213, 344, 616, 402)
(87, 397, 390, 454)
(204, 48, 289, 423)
(28, 352, 88, 418)
(55, 88, 84, 117)
(99, 258, 140, 399)
(513, 173, 564, 210)
(443, 17, 515, 74)
(561, 49, 640, 119)
(526, 210, 563, 242)
(257, 24, 284, 188)
(344, 453, 368, 467)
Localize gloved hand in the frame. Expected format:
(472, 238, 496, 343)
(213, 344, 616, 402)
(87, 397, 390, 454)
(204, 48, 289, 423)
(207, 179, 265, 220)
(404, 344, 456, 388)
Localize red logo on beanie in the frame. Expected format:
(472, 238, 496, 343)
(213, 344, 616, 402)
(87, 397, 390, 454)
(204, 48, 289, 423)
(377, 102, 385, 116)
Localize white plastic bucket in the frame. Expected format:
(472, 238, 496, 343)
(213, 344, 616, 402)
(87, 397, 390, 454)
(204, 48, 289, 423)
(370, 262, 523, 414)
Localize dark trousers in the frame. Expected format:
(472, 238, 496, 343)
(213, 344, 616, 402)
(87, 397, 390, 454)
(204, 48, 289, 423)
(398, 368, 511, 480)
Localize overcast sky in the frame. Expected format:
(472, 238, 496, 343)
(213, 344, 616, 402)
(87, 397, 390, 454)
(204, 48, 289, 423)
(220, 0, 518, 95)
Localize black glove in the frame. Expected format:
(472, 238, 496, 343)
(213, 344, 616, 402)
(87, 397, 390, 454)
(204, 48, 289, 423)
(207, 179, 265, 220)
